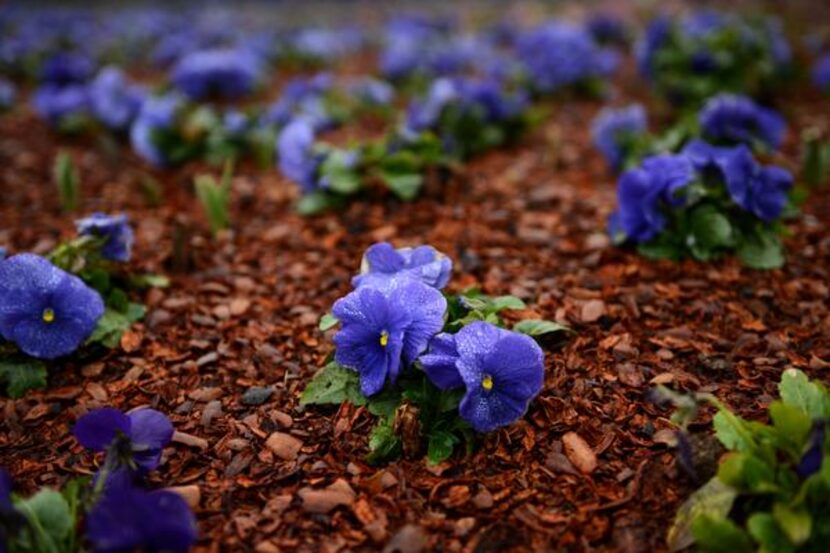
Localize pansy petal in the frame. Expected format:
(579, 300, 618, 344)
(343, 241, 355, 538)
(128, 409, 174, 452)
(419, 333, 463, 390)
(74, 408, 131, 451)
(390, 281, 447, 365)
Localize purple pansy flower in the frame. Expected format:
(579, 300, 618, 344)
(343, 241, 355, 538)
(591, 104, 647, 170)
(0, 469, 25, 553)
(129, 93, 182, 167)
(352, 242, 452, 290)
(719, 145, 792, 222)
(88, 67, 146, 131)
(420, 321, 544, 433)
(0, 254, 104, 359)
(85, 484, 197, 553)
(404, 78, 458, 134)
(332, 280, 446, 397)
(277, 119, 321, 193)
(32, 84, 89, 126)
(348, 78, 394, 107)
(698, 93, 786, 150)
(812, 54, 830, 94)
(74, 407, 174, 473)
(0, 79, 15, 110)
(635, 15, 671, 78)
(40, 52, 94, 86)
(75, 213, 134, 263)
(171, 48, 261, 100)
(516, 21, 617, 93)
(609, 154, 696, 242)
(797, 420, 826, 478)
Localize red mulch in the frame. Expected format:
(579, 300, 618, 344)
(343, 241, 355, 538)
(1, 73, 829, 553)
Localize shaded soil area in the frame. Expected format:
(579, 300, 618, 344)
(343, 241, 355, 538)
(0, 77, 829, 552)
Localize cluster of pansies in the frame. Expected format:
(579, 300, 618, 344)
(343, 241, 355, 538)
(0, 214, 164, 397)
(2, 407, 196, 552)
(592, 84, 796, 269)
(302, 243, 568, 463)
(636, 9, 792, 105)
(607, 139, 793, 268)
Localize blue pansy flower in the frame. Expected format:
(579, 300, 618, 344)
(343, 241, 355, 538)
(264, 74, 333, 131)
(681, 139, 734, 172)
(222, 110, 249, 137)
(277, 118, 321, 193)
(171, 48, 261, 100)
(587, 13, 628, 45)
(516, 21, 617, 93)
(0, 79, 15, 110)
(591, 104, 647, 170)
(719, 145, 792, 222)
(635, 15, 671, 78)
(332, 280, 446, 397)
(797, 420, 826, 478)
(419, 321, 544, 433)
(129, 93, 182, 167)
(85, 484, 197, 553)
(698, 93, 786, 150)
(352, 242, 452, 290)
(74, 407, 174, 473)
(40, 51, 94, 86)
(609, 154, 695, 242)
(348, 77, 394, 107)
(88, 67, 146, 131)
(76, 213, 135, 263)
(0, 469, 25, 553)
(812, 54, 830, 94)
(457, 78, 528, 123)
(32, 84, 89, 126)
(0, 254, 104, 360)
(403, 78, 458, 134)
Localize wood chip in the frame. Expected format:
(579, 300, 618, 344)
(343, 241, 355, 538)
(265, 432, 303, 461)
(562, 431, 598, 474)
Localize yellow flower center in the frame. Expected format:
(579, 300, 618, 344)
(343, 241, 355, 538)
(42, 308, 55, 323)
(481, 375, 494, 391)
(380, 331, 389, 347)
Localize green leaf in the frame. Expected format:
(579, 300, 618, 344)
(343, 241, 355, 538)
(382, 172, 423, 201)
(367, 388, 402, 418)
(490, 295, 526, 311)
(691, 514, 753, 553)
(14, 488, 74, 553)
(689, 205, 733, 260)
(737, 229, 784, 270)
(779, 368, 830, 420)
(713, 409, 756, 452)
(747, 513, 795, 553)
(427, 430, 457, 465)
(319, 150, 362, 195)
(53, 151, 80, 213)
(668, 477, 738, 552)
(296, 191, 341, 216)
(717, 452, 776, 493)
(194, 160, 233, 235)
(300, 362, 366, 407)
(772, 503, 811, 547)
(768, 401, 812, 456)
(87, 306, 143, 349)
(638, 239, 682, 261)
(513, 319, 571, 337)
(367, 418, 400, 464)
(0, 358, 48, 398)
(319, 313, 339, 331)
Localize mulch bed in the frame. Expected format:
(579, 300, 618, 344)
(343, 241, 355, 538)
(1, 70, 829, 552)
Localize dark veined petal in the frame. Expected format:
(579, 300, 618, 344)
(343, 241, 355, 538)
(74, 408, 132, 452)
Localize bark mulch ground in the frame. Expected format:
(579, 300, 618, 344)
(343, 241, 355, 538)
(1, 77, 829, 552)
